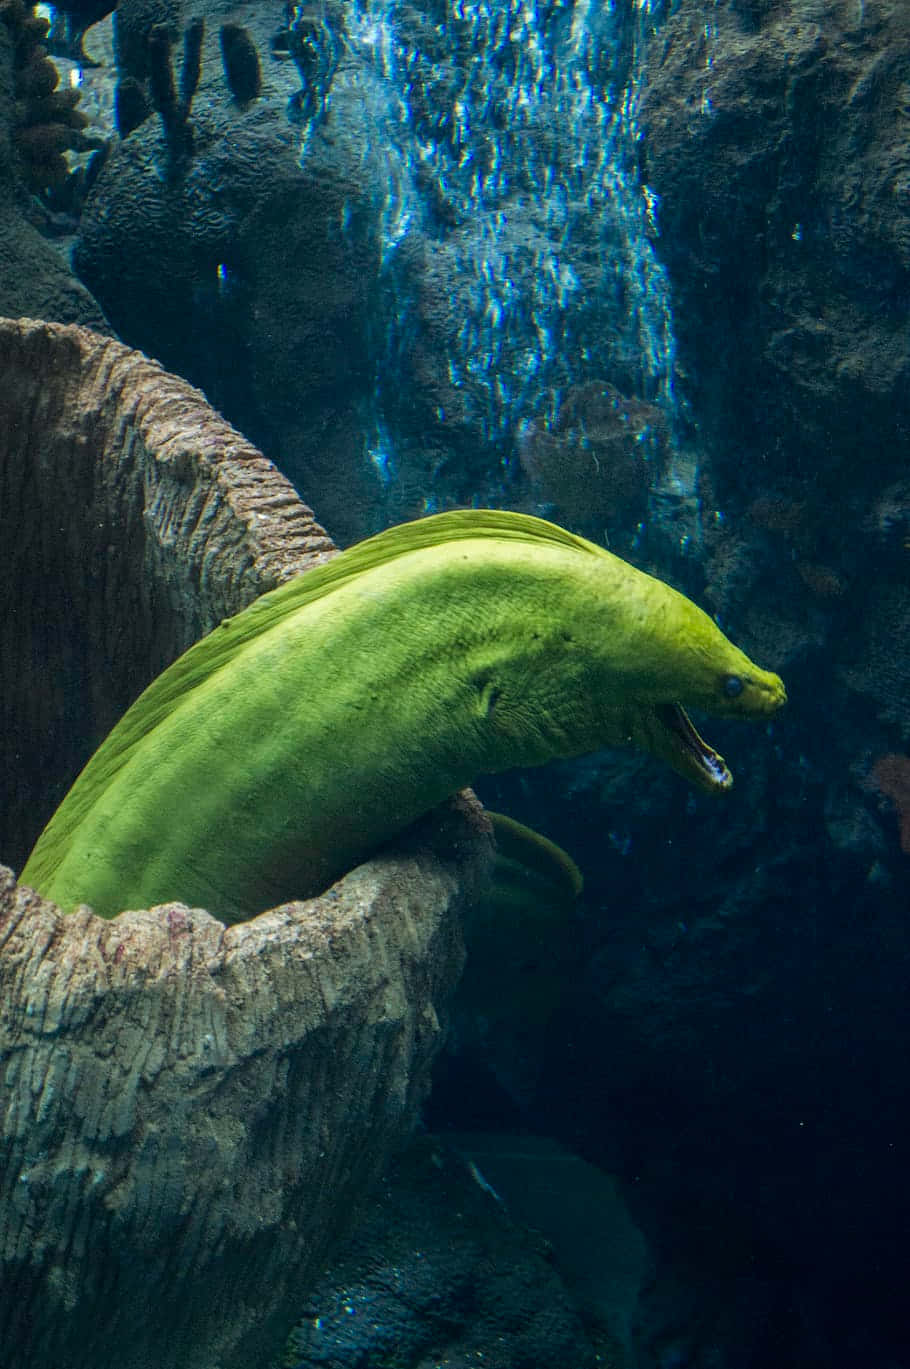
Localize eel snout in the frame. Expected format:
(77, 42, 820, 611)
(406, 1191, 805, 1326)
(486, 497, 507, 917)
(752, 671, 788, 714)
(718, 668, 788, 718)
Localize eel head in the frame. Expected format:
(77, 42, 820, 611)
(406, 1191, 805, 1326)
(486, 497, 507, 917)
(621, 657, 787, 793)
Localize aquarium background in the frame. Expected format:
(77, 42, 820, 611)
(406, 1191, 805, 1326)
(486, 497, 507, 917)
(1, 0, 908, 1366)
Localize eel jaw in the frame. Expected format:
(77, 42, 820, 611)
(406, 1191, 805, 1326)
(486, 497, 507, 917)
(647, 702, 734, 793)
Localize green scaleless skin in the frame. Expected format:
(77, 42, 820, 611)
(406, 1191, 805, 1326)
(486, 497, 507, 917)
(21, 510, 787, 923)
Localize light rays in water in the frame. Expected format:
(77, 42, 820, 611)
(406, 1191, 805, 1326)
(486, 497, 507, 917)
(298, 0, 696, 531)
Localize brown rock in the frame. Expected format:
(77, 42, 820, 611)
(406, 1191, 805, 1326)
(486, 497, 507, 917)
(0, 840, 485, 1369)
(0, 317, 493, 1369)
(0, 315, 335, 869)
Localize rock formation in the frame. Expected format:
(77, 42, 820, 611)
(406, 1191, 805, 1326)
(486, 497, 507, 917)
(0, 315, 334, 870)
(0, 317, 492, 1369)
(0, 8, 107, 324)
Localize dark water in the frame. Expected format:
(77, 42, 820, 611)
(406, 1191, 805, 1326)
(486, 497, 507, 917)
(9, 0, 910, 1365)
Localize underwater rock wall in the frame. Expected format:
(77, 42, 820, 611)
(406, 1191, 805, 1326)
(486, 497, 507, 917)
(71, 0, 686, 547)
(641, 0, 910, 495)
(465, 3, 910, 1362)
(72, 0, 390, 544)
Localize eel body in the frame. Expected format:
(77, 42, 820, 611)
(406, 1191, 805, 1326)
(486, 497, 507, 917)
(21, 509, 786, 922)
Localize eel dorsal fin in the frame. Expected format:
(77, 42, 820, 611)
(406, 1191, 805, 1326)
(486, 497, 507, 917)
(119, 508, 607, 736)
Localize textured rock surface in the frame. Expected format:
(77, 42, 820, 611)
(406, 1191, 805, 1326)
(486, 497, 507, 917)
(0, 14, 108, 325)
(72, 0, 677, 548)
(516, 381, 668, 544)
(283, 1134, 609, 1369)
(74, 0, 385, 544)
(0, 316, 493, 1369)
(640, 0, 910, 495)
(0, 208, 108, 326)
(0, 821, 488, 1369)
(0, 315, 335, 869)
(459, 5, 910, 1364)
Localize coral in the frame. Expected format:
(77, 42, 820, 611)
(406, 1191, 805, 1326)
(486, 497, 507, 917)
(112, 0, 179, 82)
(1, 0, 89, 190)
(146, 18, 202, 158)
(288, 4, 341, 123)
(114, 72, 150, 136)
(219, 22, 260, 104)
(870, 754, 910, 853)
(112, 16, 202, 145)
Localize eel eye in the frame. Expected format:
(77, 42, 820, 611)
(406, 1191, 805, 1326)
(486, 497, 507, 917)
(723, 674, 744, 699)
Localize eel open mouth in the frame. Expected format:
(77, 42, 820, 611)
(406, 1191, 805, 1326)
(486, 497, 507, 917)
(655, 703, 733, 792)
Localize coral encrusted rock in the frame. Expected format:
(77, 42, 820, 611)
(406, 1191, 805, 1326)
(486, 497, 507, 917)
(0, 18, 108, 325)
(0, 316, 493, 1369)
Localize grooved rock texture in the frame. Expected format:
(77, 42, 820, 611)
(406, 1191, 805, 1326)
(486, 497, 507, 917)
(0, 315, 335, 869)
(0, 831, 485, 1369)
(0, 316, 493, 1369)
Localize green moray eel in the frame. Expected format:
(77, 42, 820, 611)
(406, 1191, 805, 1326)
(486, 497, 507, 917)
(21, 509, 786, 923)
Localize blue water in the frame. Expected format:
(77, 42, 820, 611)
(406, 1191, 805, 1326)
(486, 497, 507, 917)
(305, 0, 701, 530)
(8, 0, 907, 1365)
